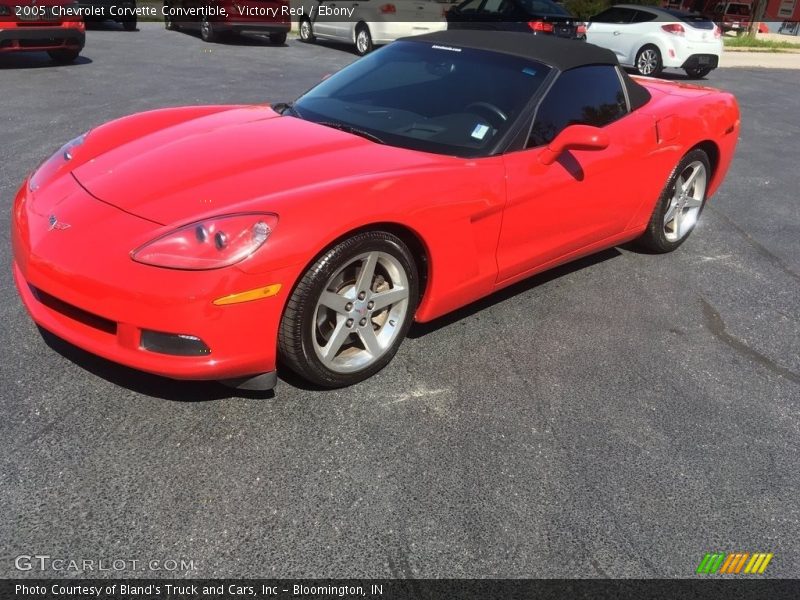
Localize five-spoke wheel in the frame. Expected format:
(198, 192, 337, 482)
(279, 231, 419, 388)
(638, 149, 711, 253)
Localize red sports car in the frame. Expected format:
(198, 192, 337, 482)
(11, 31, 740, 391)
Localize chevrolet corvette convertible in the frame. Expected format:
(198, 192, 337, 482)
(12, 31, 740, 391)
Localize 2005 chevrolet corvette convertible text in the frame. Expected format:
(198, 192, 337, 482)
(11, 31, 740, 391)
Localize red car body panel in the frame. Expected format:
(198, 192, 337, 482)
(11, 78, 740, 384)
(0, 1, 84, 55)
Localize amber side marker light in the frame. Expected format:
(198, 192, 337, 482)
(213, 284, 282, 306)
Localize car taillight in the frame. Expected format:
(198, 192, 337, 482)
(528, 20, 554, 33)
(380, 3, 396, 13)
(713, 24, 721, 38)
(661, 23, 685, 36)
(577, 23, 587, 35)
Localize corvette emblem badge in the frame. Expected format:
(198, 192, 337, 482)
(48, 214, 70, 231)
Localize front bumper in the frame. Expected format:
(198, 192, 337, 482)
(0, 24, 85, 52)
(12, 177, 294, 387)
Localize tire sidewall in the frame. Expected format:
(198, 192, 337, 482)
(282, 232, 419, 388)
(355, 25, 372, 56)
(643, 149, 711, 253)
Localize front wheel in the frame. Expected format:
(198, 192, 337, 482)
(279, 231, 419, 388)
(635, 45, 663, 76)
(123, 16, 137, 31)
(354, 24, 373, 56)
(637, 149, 711, 253)
(299, 18, 315, 42)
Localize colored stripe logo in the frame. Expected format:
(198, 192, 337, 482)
(696, 552, 773, 574)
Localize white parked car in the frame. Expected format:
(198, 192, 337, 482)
(298, 0, 448, 55)
(586, 4, 723, 79)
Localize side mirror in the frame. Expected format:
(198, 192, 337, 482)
(538, 125, 609, 166)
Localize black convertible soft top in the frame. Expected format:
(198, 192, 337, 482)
(401, 30, 651, 110)
(402, 30, 618, 72)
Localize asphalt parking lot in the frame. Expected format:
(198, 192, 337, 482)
(1, 23, 798, 578)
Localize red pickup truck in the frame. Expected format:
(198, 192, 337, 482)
(0, 0, 85, 63)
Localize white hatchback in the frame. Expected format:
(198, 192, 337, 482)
(586, 4, 723, 79)
(298, 0, 448, 56)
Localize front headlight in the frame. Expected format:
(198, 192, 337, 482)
(131, 213, 278, 270)
(28, 133, 88, 192)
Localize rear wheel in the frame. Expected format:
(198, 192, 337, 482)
(355, 24, 373, 56)
(685, 65, 713, 79)
(48, 49, 80, 64)
(164, 3, 178, 30)
(269, 31, 287, 45)
(122, 16, 137, 31)
(635, 45, 663, 76)
(638, 149, 710, 253)
(200, 16, 218, 43)
(279, 231, 419, 388)
(299, 18, 315, 42)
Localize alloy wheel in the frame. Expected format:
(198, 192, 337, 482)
(663, 160, 707, 242)
(311, 251, 409, 373)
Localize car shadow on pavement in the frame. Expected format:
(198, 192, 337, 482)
(0, 54, 92, 69)
(408, 247, 622, 339)
(37, 327, 274, 402)
(84, 20, 137, 32)
(170, 29, 285, 47)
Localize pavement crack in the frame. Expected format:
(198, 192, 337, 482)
(700, 297, 800, 385)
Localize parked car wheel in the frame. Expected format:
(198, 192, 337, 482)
(635, 45, 663, 76)
(269, 31, 287, 45)
(200, 17, 218, 43)
(638, 149, 710, 253)
(355, 24, 373, 56)
(123, 16, 137, 32)
(47, 49, 81, 64)
(685, 65, 713, 79)
(279, 231, 419, 388)
(299, 18, 315, 42)
(164, 3, 178, 30)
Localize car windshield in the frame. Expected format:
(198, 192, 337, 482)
(292, 41, 551, 157)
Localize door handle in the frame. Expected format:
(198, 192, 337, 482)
(613, 31, 621, 35)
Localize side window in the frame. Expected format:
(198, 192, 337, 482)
(457, 0, 484, 13)
(591, 7, 634, 23)
(528, 66, 628, 148)
(631, 10, 657, 23)
(482, 0, 513, 14)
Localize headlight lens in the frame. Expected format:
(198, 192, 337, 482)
(28, 133, 87, 192)
(131, 213, 278, 270)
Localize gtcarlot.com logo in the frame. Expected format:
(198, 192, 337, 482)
(696, 552, 773, 575)
(15, 555, 196, 573)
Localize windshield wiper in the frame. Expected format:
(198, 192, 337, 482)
(316, 121, 385, 145)
(272, 102, 302, 118)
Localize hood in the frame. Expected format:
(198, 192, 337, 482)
(71, 106, 437, 225)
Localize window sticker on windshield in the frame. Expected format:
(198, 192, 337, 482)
(522, 67, 538, 77)
(431, 45, 462, 53)
(471, 123, 490, 140)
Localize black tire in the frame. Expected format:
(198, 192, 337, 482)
(634, 44, 663, 77)
(279, 231, 420, 388)
(637, 149, 711, 253)
(299, 18, 315, 42)
(354, 23, 373, 56)
(47, 49, 81, 64)
(685, 65, 713, 79)
(200, 16, 217, 43)
(164, 3, 178, 30)
(123, 16, 137, 32)
(269, 31, 287, 45)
